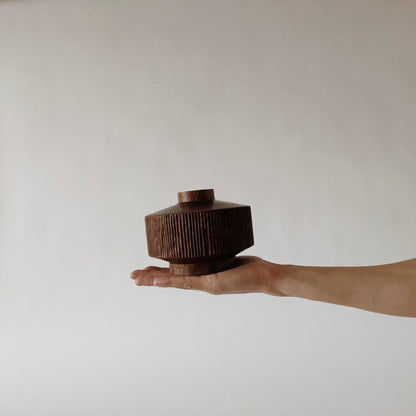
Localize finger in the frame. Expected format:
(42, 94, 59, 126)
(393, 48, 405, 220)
(153, 274, 213, 292)
(135, 269, 243, 294)
(144, 265, 163, 271)
(134, 268, 170, 285)
(133, 270, 218, 293)
(130, 266, 163, 279)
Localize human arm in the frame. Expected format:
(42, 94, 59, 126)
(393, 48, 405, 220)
(130, 256, 416, 317)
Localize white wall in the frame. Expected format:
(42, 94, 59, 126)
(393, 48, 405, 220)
(1, 1, 415, 415)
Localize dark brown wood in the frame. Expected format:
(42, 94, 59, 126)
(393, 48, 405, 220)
(169, 257, 237, 276)
(178, 189, 214, 203)
(145, 189, 254, 276)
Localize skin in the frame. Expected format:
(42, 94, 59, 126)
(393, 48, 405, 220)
(130, 256, 416, 317)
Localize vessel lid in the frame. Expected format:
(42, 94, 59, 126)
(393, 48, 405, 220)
(178, 189, 214, 203)
(146, 188, 248, 216)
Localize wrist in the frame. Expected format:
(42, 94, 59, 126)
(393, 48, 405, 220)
(273, 263, 351, 306)
(264, 261, 298, 296)
(266, 262, 326, 300)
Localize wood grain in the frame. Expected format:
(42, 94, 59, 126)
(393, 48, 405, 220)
(145, 189, 254, 275)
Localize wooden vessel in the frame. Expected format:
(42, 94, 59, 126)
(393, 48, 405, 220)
(145, 189, 254, 275)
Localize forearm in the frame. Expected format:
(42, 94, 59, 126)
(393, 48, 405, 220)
(273, 258, 416, 317)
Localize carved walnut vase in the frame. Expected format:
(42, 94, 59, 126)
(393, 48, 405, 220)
(145, 189, 254, 275)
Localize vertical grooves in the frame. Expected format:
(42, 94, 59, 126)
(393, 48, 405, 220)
(146, 207, 253, 261)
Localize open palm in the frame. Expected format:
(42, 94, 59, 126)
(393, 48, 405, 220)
(131, 256, 283, 295)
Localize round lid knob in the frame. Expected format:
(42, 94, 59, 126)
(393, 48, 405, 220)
(178, 189, 215, 203)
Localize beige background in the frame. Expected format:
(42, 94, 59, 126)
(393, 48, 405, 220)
(1, 1, 415, 415)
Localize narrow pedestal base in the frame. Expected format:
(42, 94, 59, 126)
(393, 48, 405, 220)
(169, 257, 236, 276)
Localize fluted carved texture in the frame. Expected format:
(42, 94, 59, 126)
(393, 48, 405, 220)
(146, 207, 253, 262)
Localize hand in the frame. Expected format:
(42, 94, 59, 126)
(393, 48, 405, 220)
(131, 256, 416, 316)
(130, 256, 285, 295)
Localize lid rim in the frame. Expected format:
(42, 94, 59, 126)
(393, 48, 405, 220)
(178, 189, 215, 203)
